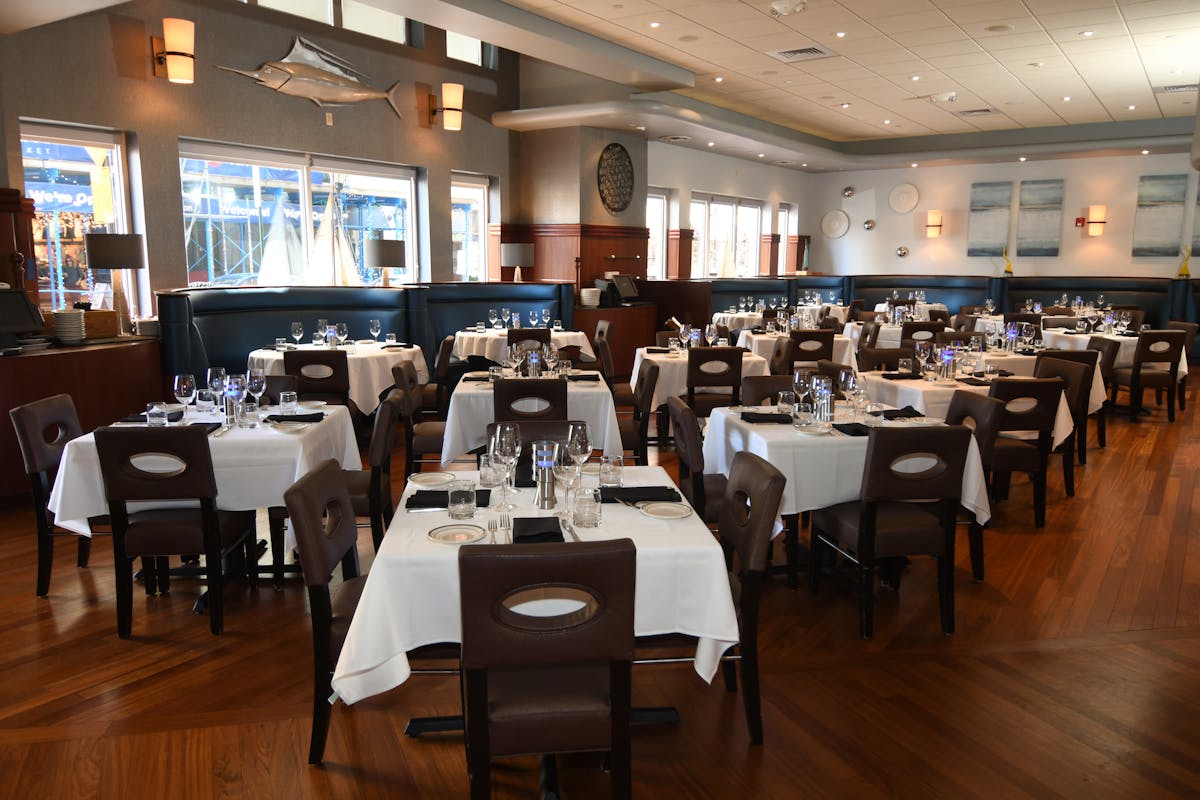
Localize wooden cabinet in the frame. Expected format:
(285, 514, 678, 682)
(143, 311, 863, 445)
(0, 339, 162, 499)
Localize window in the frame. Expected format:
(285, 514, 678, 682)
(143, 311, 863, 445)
(777, 204, 794, 274)
(446, 31, 482, 65)
(451, 174, 490, 282)
(690, 193, 761, 277)
(341, 0, 407, 45)
(179, 142, 416, 287)
(646, 190, 667, 279)
(21, 123, 133, 314)
(257, 0, 332, 23)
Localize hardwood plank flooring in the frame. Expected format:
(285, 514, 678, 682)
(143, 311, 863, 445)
(1, 376, 1198, 798)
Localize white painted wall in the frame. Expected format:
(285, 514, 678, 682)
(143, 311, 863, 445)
(803, 152, 1197, 278)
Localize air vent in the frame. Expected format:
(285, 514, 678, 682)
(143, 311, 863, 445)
(658, 135, 691, 143)
(767, 46, 833, 64)
(1154, 83, 1198, 94)
(958, 108, 996, 117)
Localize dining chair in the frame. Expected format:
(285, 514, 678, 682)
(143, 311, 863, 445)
(788, 329, 835, 366)
(858, 320, 882, 350)
(458, 538, 636, 800)
(396, 376, 448, 478)
(987, 377, 1064, 527)
(935, 330, 988, 349)
(618, 360, 659, 464)
(818, 316, 842, 332)
(684, 346, 743, 417)
(810, 425, 971, 639)
(493, 378, 568, 423)
(1043, 305, 1072, 316)
(944, 390, 1003, 582)
(666, 396, 726, 525)
(506, 327, 551, 350)
(1034, 348, 1100, 464)
(1165, 321, 1197, 411)
(846, 299, 864, 321)
(282, 348, 352, 406)
(1086, 336, 1119, 447)
(261, 374, 299, 406)
(857, 346, 914, 373)
(1041, 317, 1079, 330)
(951, 314, 979, 333)
(343, 391, 403, 552)
(768, 336, 793, 376)
(927, 308, 951, 326)
(899, 321, 944, 347)
(741, 374, 794, 405)
(856, 310, 888, 323)
(1032, 357, 1089, 497)
(1110, 329, 1186, 422)
(816, 359, 853, 400)
(1113, 306, 1145, 331)
(1002, 312, 1043, 332)
(93, 425, 258, 637)
(10, 394, 99, 596)
(958, 305, 987, 316)
(594, 319, 611, 341)
(655, 330, 676, 348)
(426, 334, 465, 419)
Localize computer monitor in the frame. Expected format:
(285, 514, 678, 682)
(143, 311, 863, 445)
(0, 288, 44, 334)
(611, 274, 639, 302)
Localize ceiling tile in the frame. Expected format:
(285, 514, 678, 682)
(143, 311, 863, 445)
(867, 11, 956, 34)
(891, 27, 971, 47)
(907, 39, 986, 57)
(941, 1, 1034, 25)
(925, 52, 997, 68)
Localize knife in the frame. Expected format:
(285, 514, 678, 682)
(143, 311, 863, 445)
(560, 518, 581, 543)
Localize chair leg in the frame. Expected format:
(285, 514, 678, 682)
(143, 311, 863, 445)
(76, 535, 91, 568)
(142, 556, 159, 596)
(206, 549, 224, 635)
(1061, 435, 1075, 498)
(740, 648, 763, 745)
(968, 522, 985, 583)
(992, 471, 1011, 502)
(859, 563, 875, 640)
(1129, 383, 1142, 422)
(1097, 408, 1107, 447)
(1167, 383, 1177, 422)
(35, 523, 54, 598)
(1032, 470, 1047, 528)
(115, 557, 134, 639)
(156, 556, 171, 594)
(309, 668, 332, 764)
(244, 535, 259, 591)
(268, 506, 287, 590)
(1180, 376, 1187, 411)
(1077, 416, 1087, 465)
(370, 493, 385, 553)
(937, 554, 955, 635)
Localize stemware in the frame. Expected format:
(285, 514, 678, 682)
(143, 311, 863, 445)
(984, 298, 996, 314)
(542, 307, 551, 325)
(335, 322, 349, 347)
(246, 368, 266, 406)
(838, 368, 856, 408)
(207, 367, 227, 398)
(173, 374, 196, 422)
(704, 323, 718, 346)
(566, 422, 592, 470)
(291, 321, 304, 345)
(491, 423, 520, 512)
(500, 307, 511, 327)
(508, 344, 526, 374)
(368, 319, 382, 341)
(553, 446, 582, 519)
(316, 319, 328, 340)
(529, 310, 539, 327)
(488, 308, 499, 328)
(544, 345, 559, 373)
(224, 374, 247, 427)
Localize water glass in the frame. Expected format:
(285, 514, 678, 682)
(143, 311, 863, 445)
(777, 390, 796, 414)
(385, 333, 397, 344)
(195, 389, 215, 415)
(574, 488, 603, 528)
(478, 454, 503, 489)
(239, 398, 259, 428)
(146, 402, 168, 427)
(312, 331, 324, 346)
(552, 319, 562, 330)
(897, 357, 914, 374)
(791, 402, 815, 431)
(488, 366, 504, 383)
(448, 479, 477, 519)
(668, 337, 681, 354)
(275, 337, 289, 350)
(716, 338, 730, 347)
(279, 391, 298, 415)
(598, 455, 624, 488)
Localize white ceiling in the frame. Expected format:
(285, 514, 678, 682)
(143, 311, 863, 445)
(499, 0, 1200, 142)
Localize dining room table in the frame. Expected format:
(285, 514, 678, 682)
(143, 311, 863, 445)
(629, 346, 771, 410)
(1042, 329, 1189, 379)
(873, 301, 949, 321)
(452, 326, 594, 364)
(843, 321, 951, 349)
(711, 310, 763, 332)
(246, 341, 428, 413)
(440, 370, 622, 466)
(702, 405, 991, 522)
(330, 465, 741, 705)
(736, 330, 858, 371)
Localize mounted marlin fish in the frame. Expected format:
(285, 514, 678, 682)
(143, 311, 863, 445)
(215, 37, 403, 119)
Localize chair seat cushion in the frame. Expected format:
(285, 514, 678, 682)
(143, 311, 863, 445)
(486, 664, 614, 756)
(329, 574, 368, 660)
(1112, 366, 1174, 388)
(812, 501, 948, 559)
(682, 391, 735, 417)
(342, 469, 372, 515)
(613, 385, 635, 407)
(680, 473, 728, 524)
(990, 437, 1043, 472)
(124, 508, 255, 557)
(412, 421, 447, 453)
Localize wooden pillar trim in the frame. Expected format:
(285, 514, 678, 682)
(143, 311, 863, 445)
(760, 232, 780, 277)
(667, 228, 694, 280)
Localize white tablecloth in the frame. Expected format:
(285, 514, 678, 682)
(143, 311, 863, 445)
(974, 352, 1106, 413)
(46, 406, 360, 535)
(873, 301, 949, 321)
(630, 348, 770, 410)
(441, 373, 621, 466)
(702, 407, 991, 523)
(247, 342, 428, 413)
(453, 328, 594, 364)
(860, 374, 1075, 448)
(330, 466, 740, 704)
(711, 311, 763, 332)
(736, 331, 858, 372)
(798, 304, 849, 324)
(1042, 330, 1188, 379)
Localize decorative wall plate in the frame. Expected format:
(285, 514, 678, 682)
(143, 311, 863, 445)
(889, 183, 920, 213)
(820, 209, 850, 239)
(597, 142, 635, 213)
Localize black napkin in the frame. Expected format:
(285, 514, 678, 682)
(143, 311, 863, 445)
(1016, 348, 1037, 356)
(120, 410, 185, 423)
(405, 489, 492, 510)
(740, 411, 792, 424)
(750, 327, 766, 334)
(1120, 331, 1139, 337)
(870, 405, 922, 420)
(881, 372, 922, 380)
(466, 355, 503, 371)
(513, 462, 536, 488)
(461, 374, 490, 382)
(265, 412, 325, 423)
(1059, 330, 1078, 335)
(190, 422, 224, 435)
(512, 517, 565, 544)
(973, 369, 1014, 378)
(645, 347, 669, 354)
(381, 343, 415, 349)
(600, 486, 682, 504)
(833, 422, 870, 436)
(567, 373, 601, 381)
(957, 377, 990, 386)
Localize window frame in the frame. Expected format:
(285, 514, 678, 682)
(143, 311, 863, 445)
(645, 189, 668, 280)
(450, 172, 492, 282)
(691, 192, 762, 278)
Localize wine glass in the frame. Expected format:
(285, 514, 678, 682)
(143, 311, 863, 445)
(368, 319, 381, 341)
(984, 298, 995, 315)
(224, 374, 246, 426)
(501, 307, 511, 327)
(207, 367, 227, 397)
(246, 368, 266, 406)
(1097, 294, 1105, 308)
(173, 374, 196, 422)
(335, 322, 349, 347)
(566, 422, 592, 469)
(768, 297, 777, 311)
(528, 310, 539, 327)
(491, 423, 520, 512)
(553, 446, 582, 519)
(290, 322, 304, 346)
(544, 345, 559, 373)
(542, 307, 551, 325)
(316, 319, 328, 339)
(508, 344, 525, 375)
(704, 324, 718, 346)
(488, 308, 499, 328)
(838, 368, 856, 407)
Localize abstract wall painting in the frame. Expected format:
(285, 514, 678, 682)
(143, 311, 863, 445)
(1132, 174, 1187, 257)
(967, 181, 1012, 257)
(1016, 179, 1063, 257)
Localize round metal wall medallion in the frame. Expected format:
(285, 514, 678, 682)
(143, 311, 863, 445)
(889, 183, 919, 213)
(820, 209, 850, 239)
(597, 143, 635, 214)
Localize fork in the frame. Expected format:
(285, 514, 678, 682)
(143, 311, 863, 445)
(501, 514, 511, 544)
(487, 519, 497, 544)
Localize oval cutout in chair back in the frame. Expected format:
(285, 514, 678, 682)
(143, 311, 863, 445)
(41, 422, 71, 447)
(127, 452, 189, 478)
(497, 583, 602, 631)
(300, 364, 335, 379)
(1149, 340, 1171, 353)
(888, 452, 947, 480)
(798, 340, 823, 352)
(700, 361, 731, 375)
(322, 500, 344, 540)
(510, 396, 552, 415)
(912, 330, 933, 341)
(1003, 397, 1037, 414)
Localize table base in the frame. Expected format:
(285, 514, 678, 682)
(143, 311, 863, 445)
(402, 707, 684, 739)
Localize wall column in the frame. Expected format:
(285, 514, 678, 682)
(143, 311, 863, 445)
(759, 233, 779, 276)
(667, 228, 693, 279)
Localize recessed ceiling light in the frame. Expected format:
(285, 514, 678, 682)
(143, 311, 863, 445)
(649, 21, 661, 28)
(714, 76, 724, 83)
(1079, 30, 1094, 37)
(835, 31, 845, 38)
(1019, 156, 1027, 162)
(1029, 61, 1044, 68)
(883, 119, 891, 125)
(1063, 96, 1071, 102)
(707, 141, 715, 147)
(985, 24, 1013, 33)
(801, 163, 808, 167)
(1142, 149, 1150, 155)
(840, 102, 850, 109)
(911, 75, 920, 81)
(635, 125, 646, 131)
(784, 79, 793, 84)
(1128, 104, 1136, 110)
(911, 162, 918, 168)
(757, 153, 765, 158)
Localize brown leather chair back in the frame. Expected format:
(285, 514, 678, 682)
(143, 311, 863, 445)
(434, 335, 456, 381)
(951, 314, 978, 333)
(1166, 320, 1198, 354)
(556, 344, 582, 362)
(459, 538, 636, 669)
(493, 378, 568, 422)
(857, 310, 887, 323)
(927, 309, 951, 325)
(631, 360, 659, 415)
(686, 347, 743, 404)
(391, 360, 421, 394)
(741, 374, 794, 405)
(936, 330, 988, 348)
(859, 320, 882, 349)
(788, 329, 834, 363)
(719, 452, 786, 576)
(94, 426, 218, 503)
(594, 320, 611, 341)
(1034, 349, 1097, 408)
(959, 305, 987, 316)
(944, 390, 1002, 464)
(860, 425, 971, 504)
(10, 393, 81, 478)
(1116, 308, 1145, 330)
(593, 335, 616, 386)
(1086, 336, 1120, 383)
(1132, 329, 1185, 372)
(285, 459, 359, 589)
(816, 359, 852, 400)
(988, 377, 1063, 435)
(507, 327, 551, 350)
(899, 321, 944, 345)
(283, 349, 351, 404)
(768, 336, 792, 375)
(655, 330, 675, 348)
(366, 392, 403, 469)
(666, 396, 704, 476)
(261, 374, 299, 405)
(858, 347, 914, 372)
(1002, 312, 1043, 329)
(847, 299, 864, 321)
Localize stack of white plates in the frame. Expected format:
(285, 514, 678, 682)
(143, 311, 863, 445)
(16, 336, 51, 352)
(53, 309, 85, 345)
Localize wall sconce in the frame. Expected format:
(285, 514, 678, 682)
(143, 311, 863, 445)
(429, 82, 464, 131)
(362, 238, 406, 287)
(152, 18, 195, 84)
(1087, 205, 1107, 236)
(925, 210, 943, 238)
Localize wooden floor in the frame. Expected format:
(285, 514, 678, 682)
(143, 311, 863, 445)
(2, 378, 1199, 799)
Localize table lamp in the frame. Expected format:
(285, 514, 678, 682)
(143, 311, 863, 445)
(363, 238, 405, 287)
(500, 243, 534, 283)
(83, 232, 145, 335)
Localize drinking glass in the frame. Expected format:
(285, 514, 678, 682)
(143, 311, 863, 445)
(501, 307, 511, 327)
(1025, 298, 1034, 311)
(838, 369, 856, 406)
(488, 308, 499, 328)
(544, 346, 559, 373)
(316, 319, 328, 339)
(368, 319, 381, 341)
(777, 390, 796, 414)
(335, 322, 349, 347)
(984, 298, 995, 314)
(195, 389, 215, 415)
(478, 453, 503, 489)
(173, 374, 196, 422)
(791, 402, 815, 431)
(448, 479, 477, 520)
(279, 390, 298, 415)
(553, 449, 582, 519)
(566, 422, 592, 469)
(207, 367, 227, 397)
(291, 321, 304, 345)
(599, 455, 624, 488)
(246, 368, 266, 407)
(768, 298, 777, 310)
(491, 423, 520, 512)
(1097, 294, 1105, 307)
(146, 402, 168, 427)
(542, 307, 551, 325)
(508, 344, 525, 374)
(705, 324, 718, 346)
(574, 488, 603, 528)
(224, 374, 246, 427)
